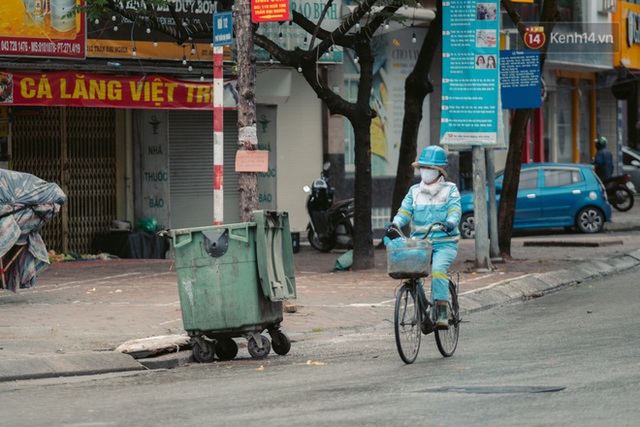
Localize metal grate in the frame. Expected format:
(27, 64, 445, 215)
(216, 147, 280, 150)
(11, 107, 117, 254)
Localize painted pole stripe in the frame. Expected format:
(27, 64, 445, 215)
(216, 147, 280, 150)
(213, 45, 224, 225)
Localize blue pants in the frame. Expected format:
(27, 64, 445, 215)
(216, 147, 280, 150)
(429, 241, 458, 301)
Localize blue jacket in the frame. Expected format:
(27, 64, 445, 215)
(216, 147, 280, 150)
(594, 148, 613, 181)
(392, 178, 461, 241)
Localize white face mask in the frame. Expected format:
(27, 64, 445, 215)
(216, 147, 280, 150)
(420, 168, 440, 184)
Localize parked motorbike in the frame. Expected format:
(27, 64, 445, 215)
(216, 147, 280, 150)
(604, 174, 636, 212)
(303, 162, 354, 252)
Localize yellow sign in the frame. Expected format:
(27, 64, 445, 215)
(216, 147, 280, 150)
(615, 2, 640, 69)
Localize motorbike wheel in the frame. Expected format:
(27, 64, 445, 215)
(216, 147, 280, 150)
(610, 186, 634, 212)
(307, 228, 336, 252)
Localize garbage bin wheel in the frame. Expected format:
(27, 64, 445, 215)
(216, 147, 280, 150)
(270, 331, 291, 356)
(192, 339, 215, 363)
(215, 337, 238, 361)
(247, 335, 271, 359)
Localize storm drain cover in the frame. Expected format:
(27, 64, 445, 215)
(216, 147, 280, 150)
(420, 386, 566, 394)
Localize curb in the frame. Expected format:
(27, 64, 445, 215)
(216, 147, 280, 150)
(459, 250, 640, 315)
(0, 352, 146, 383)
(2, 250, 640, 382)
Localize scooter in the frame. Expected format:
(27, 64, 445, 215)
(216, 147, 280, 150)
(604, 174, 636, 212)
(303, 162, 354, 252)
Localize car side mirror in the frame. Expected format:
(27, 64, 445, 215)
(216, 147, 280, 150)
(631, 160, 640, 168)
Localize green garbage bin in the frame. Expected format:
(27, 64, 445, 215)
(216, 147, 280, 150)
(169, 210, 296, 363)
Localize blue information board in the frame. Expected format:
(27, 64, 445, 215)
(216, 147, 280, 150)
(500, 50, 541, 110)
(440, 1, 500, 146)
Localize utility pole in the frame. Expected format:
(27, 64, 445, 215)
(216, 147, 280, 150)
(472, 146, 492, 270)
(486, 147, 501, 260)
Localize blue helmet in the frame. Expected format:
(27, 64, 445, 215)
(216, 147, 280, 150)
(412, 146, 448, 168)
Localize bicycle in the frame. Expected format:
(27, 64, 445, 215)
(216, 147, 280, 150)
(386, 222, 461, 364)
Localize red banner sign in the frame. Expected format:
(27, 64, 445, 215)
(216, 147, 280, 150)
(0, 71, 214, 110)
(251, 0, 290, 23)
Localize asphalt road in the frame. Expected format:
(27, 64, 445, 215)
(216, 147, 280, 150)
(1, 266, 639, 426)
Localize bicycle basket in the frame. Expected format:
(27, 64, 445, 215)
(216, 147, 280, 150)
(386, 238, 432, 279)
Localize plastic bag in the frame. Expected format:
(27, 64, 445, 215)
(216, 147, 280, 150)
(334, 250, 353, 270)
(135, 217, 157, 233)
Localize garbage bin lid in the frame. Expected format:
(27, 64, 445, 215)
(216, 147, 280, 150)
(254, 210, 296, 302)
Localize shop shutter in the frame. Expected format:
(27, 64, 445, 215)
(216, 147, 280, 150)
(223, 111, 241, 223)
(168, 110, 213, 229)
(11, 107, 116, 254)
(168, 110, 239, 228)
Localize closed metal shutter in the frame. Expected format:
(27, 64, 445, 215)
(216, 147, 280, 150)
(223, 111, 240, 223)
(168, 110, 239, 228)
(11, 107, 117, 254)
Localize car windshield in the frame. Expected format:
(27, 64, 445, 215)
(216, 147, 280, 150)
(625, 146, 640, 157)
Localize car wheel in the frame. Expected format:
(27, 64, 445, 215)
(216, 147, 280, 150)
(459, 213, 475, 239)
(575, 207, 604, 234)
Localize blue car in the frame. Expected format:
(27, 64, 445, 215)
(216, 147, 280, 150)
(459, 163, 612, 239)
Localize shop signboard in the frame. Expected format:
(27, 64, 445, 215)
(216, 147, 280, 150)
(0, 0, 86, 59)
(254, 0, 342, 63)
(615, 2, 640, 68)
(86, 0, 230, 61)
(0, 71, 216, 110)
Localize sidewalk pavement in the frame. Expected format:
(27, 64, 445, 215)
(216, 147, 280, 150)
(2, 209, 640, 382)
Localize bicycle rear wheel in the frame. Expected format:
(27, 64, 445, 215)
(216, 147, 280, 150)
(435, 279, 460, 357)
(394, 283, 422, 364)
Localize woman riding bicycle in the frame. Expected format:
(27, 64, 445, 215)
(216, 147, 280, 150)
(387, 145, 461, 329)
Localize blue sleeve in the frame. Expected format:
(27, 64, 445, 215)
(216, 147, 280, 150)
(445, 184, 462, 226)
(392, 187, 415, 228)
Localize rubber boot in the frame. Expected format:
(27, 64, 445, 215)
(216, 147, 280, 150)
(435, 301, 449, 330)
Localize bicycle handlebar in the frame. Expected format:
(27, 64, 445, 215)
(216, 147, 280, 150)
(387, 221, 449, 240)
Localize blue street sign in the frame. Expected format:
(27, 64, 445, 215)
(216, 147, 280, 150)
(214, 11, 233, 47)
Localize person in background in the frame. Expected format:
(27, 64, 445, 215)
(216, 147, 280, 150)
(386, 146, 461, 329)
(593, 136, 614, 182)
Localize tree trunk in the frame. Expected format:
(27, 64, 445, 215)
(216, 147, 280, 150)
(392, 0, 442, 218)
(351, 39, 375, 270)
(498, 0, 559, 257)
(497, 109, 530, 256)
(235, 0, 259, 223)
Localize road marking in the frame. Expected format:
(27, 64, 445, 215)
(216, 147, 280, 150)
(460, 274, 532, 295)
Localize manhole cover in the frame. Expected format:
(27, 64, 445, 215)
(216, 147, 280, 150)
(420, 386, 566, 394)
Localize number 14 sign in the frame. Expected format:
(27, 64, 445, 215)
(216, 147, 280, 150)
(524, 26, 546, 49)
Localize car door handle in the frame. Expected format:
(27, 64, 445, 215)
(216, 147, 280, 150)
(526, 194, 536, 199)
(572, 190, 581, 194)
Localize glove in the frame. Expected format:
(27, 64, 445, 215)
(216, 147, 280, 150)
(384, 222, 402, 240)
(442, 221, 456, 233)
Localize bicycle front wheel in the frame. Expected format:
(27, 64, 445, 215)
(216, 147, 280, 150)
(435, 279, 460, 357)
(394, 283, 422, 364)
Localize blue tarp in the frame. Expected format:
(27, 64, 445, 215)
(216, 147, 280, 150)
(0, 169, 66, 292)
